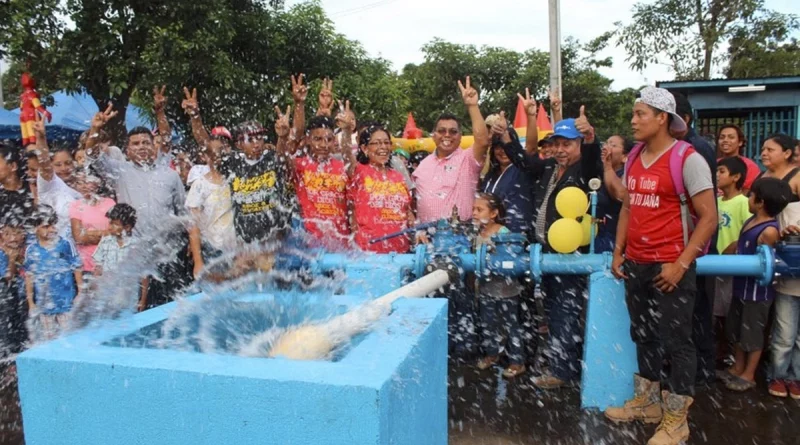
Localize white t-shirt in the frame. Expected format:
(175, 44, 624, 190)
(37, 173, 81, 241)
(187, 165, 210, 185)
(185, 175, 236, 252)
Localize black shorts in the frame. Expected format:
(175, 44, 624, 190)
(726, 298, 772, 352)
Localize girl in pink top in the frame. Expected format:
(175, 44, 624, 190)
(69, 169, 115, 273)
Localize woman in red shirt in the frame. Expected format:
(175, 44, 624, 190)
(717, 124, 762, 192)
(347, 125, 414, 253)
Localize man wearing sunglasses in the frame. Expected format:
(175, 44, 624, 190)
(412, 77, 490, 226)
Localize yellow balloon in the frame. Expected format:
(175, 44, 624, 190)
(555, 187, 589, 219)
(547, 218, 583, 253)
(579, 214, 596, 247)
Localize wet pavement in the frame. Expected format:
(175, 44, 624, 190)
(448, 359, 800, 445)
(3, 360, 798, 444)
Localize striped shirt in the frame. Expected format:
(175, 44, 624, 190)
(733, 217, 780, 302)
(92, 235, 134, 274)
(412, 146, 483, 223)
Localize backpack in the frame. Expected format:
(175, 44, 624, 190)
(624, 140, 710, 256)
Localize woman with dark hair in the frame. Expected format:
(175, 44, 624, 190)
(757, 133, 800, 399)
(717, 124, 761, 191)
(0, 143, 33, 228)
(346, 124, 413, 253)
(480, 114, 533, 236)
(32, 118, 81, 242)
(597, 134, 633, 253)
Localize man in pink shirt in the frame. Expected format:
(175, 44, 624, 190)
(412, 77, 490, 223)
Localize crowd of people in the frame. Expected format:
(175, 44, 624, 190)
(2, 74, 800, 445)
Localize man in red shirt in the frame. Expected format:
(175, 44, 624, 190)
(606, 87, 716, 445)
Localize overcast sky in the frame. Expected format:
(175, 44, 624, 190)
(287, 0, 799, 91)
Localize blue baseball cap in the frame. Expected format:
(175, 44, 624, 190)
(550, 119, 582, 140)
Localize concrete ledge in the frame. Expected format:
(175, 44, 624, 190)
(17, 291, 448, 445)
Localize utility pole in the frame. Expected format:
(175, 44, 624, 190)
(548, 0, 562, 117)
(0, 61, 5, 108)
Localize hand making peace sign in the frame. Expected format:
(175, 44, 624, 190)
(335, 100, 355, 132)
(181, 87, 199, 116)
(274, 105, 292, 139)
(90, 103, 118, 129)
(458, 76, 479, 107)
(318, 77, 334, 116)
(517, 88, 537, 117)
(291, 74, 308, 103)
(153, 85, 167, 111)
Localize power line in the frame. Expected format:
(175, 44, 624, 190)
(329, 0, 401, 19)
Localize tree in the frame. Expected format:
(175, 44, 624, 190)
(0, 0, 404, 142)
(725, 11, 800, 78)
(613, 0, 797, 80)
(399, 37, 638, 139)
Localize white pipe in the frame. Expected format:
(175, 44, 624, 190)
(266, 270, 450, 360)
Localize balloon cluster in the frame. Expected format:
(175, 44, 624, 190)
(547, 187, 595, 254)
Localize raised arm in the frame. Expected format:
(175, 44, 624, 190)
(458, 76, 489, 164)
(153, 85, 171, 153)
(291, 74, 308, 148)
(601, 147, 627, 202)
(85, 104, 118, 158)
(575, 105, 602, 182)
(494, 112, 547, 180)
(517, 88, 539, 154)
(550, 87, 563, 124)
(31, 112, 54, 181)
(316, 77, 334, 117)
(274, 105, 295, 166)
(336, 100, 357, 177)
(182, 87, 210, 147)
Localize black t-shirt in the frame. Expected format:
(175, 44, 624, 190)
(221, 151, 293, 244)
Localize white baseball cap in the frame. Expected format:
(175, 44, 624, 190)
(635, 86, 687, 134)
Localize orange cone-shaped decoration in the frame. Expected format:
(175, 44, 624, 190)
(536, 103, 552, 131)
(403, 112, 423, 139)
(513, 97, 527, 129)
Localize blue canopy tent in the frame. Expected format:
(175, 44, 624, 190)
(1, 90, 156, 145)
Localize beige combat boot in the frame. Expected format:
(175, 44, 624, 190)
(647, 390, 694, 445)
(604, 374, 663, 424)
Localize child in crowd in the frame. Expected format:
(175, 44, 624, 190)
(714, 156, 751, 361)
(69, 168, 115, 277)
(473, 193, 526, 378)
(92, 204, 146, 311)
(720, 178, 791, 391)
(24, 205, 83, 341)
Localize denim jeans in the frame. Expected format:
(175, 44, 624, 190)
(769, 292, 800, 381)
(478, 297, 525, 365)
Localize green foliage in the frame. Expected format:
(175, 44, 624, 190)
(399, 37, 638, 139)
(613, 0, 798, 80)
(1, 0, 638, 143)
(725, 11, 800, 78)
(0, 0, 409, 141)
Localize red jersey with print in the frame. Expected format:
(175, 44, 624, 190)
(294, 156, 349, 239)
(625, 145, 696, 263)
(349, 163, 411, 253)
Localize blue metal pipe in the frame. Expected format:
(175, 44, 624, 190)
(313, 243, 776, 286)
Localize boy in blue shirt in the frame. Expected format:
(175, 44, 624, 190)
(24, 205, 83, 340)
